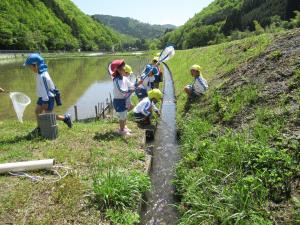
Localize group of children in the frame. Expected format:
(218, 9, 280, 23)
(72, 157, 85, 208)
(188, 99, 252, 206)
(110, 58, 164, 136)
(1, 53, 208, 137)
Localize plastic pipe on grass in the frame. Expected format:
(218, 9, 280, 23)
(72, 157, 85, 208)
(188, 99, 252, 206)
(0, 159, 54, 174)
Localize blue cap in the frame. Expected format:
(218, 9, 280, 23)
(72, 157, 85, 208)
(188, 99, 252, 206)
(143, 65, 153, 77)
(23, 53, 48, 74)
(23, 53, 44, 66)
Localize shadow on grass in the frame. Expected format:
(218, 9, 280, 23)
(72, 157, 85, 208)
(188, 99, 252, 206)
(0, 129, 43, 145)
(183, 95, 201, 115)
(93, 131, 128, 143)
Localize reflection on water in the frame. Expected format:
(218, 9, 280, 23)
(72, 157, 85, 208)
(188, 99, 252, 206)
(0, 56, 149, 121)
(66, 80, 112, 120)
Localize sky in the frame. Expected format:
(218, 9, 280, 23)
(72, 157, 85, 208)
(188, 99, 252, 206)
(71, 0, 214, 26)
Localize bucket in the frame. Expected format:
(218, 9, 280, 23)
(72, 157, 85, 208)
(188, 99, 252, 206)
(38, 113, 58, 140)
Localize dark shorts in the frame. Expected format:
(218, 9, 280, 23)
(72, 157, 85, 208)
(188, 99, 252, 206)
(113, 99, 127, 113)
(154, 75, 161, 83)
(37, 97, 55, 111)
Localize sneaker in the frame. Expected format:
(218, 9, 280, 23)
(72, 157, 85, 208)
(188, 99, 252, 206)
(118, 130, 132, 136)
(64, 114, 73, 128)
(124, 126, 132, 133)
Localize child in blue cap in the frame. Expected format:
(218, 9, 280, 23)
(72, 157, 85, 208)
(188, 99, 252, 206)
(152, 57, 163, 89)
(135, 65, 155, 100)
(23, 53, 72, 129)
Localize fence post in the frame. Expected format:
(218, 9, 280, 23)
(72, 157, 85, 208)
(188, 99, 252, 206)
(95, 105, 98, 120)
(102, 102, 105, 119)
(74, 105, 78, 122)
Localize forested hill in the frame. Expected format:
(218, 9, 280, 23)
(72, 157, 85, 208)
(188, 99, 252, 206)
(161, 0, 300, 49)
(93, 14, 176, 39)
(0, 0, 135, 51)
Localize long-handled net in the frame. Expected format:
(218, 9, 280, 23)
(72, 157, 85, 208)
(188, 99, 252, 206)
(9, 92, 31, 123)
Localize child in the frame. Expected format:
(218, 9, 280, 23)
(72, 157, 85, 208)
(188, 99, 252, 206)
(123, 64, 135, 111)
(111, 60, 134, 136)
(23, 53, 72, 129)
(152, 57, 163, 89)
(135, 65, 155, 100)
(184, 65, 208, 97)
(133, 89, 162, 126)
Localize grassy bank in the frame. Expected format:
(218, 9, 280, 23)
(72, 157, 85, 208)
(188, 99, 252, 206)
(0, 120, 149, 224)
(167, 29, 300, 224)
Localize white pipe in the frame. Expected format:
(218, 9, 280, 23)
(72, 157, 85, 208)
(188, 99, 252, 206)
(0, 159, 54, 174)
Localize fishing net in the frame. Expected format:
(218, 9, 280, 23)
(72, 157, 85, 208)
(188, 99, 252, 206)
(159, 46, 175, 63)
(9, 92, 31, 123)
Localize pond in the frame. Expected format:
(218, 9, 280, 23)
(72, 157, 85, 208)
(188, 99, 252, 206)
(0, 55, 150, 121)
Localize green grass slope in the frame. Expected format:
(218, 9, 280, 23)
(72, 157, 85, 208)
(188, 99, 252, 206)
(167, 29, 300, 224)
(0, 120, 149, 224)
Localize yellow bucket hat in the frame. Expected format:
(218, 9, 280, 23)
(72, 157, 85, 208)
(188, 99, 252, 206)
(191, 64, 202, 72)
(148, 89, 163, 101)
(124, 64, 133, 74)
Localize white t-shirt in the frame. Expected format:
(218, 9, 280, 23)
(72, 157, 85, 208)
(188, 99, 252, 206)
(193, 76, 208, 95)
(113, 76, 134, 99)
(140, 75, 155, 91)
(133, 97, 159, 116)
(36, 71, 55, 101)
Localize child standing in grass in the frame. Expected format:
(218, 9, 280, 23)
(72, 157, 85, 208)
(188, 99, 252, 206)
(111, 60, 134, 136)
(133, 89, 162, 126)
(135, 65, 155, 100)
(123, 64, 135, 111)
(152, 57, 163, 89)
(184, 65, 208, 97)
(23, 54, 72, 130)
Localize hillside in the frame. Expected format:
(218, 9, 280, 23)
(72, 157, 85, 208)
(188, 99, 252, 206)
(93, 14, 176, 39)
(161, 0, 300, 49)
(0, 0, 134, 51)
(167, 29, 300, 224)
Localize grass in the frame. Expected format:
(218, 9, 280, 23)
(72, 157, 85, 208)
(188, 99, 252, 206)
(167, 32, 300, 224)
(0, 119, 149, 224)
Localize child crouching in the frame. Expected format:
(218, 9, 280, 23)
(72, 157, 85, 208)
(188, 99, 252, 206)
(133, 89, 163, 126)
(184, 65, 208, 98)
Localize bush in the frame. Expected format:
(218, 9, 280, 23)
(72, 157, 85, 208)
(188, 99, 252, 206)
(93, 169, 150, 210)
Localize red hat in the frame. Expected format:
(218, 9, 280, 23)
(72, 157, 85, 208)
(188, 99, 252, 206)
(109, 59, 125, 77)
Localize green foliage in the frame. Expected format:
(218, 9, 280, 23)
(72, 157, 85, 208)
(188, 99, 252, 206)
(161, 0, 299, 49)
(0, 0, 135, 51)
(93, 170, 150, 210)
(93, 14, 176, 40)
(268, 50, 283, 60)
(105, 209, 140, 225)
(168, 32, 300, 224)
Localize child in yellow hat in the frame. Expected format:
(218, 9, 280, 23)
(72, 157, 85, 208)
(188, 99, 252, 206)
(133, 89, 162, 126)
(123, 64, 135, 111)
(184, 65, 208, 97)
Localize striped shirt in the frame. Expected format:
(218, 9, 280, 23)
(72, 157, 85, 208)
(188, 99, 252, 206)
(192, 76, 208, 95)
(36, 72, 55, 101)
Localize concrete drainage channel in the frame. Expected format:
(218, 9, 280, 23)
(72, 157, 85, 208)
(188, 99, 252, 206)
(140, 64, 180, 225)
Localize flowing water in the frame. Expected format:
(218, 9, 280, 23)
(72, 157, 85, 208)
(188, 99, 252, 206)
(141, 64, 179, 225)
(0, 55, 149, 121)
